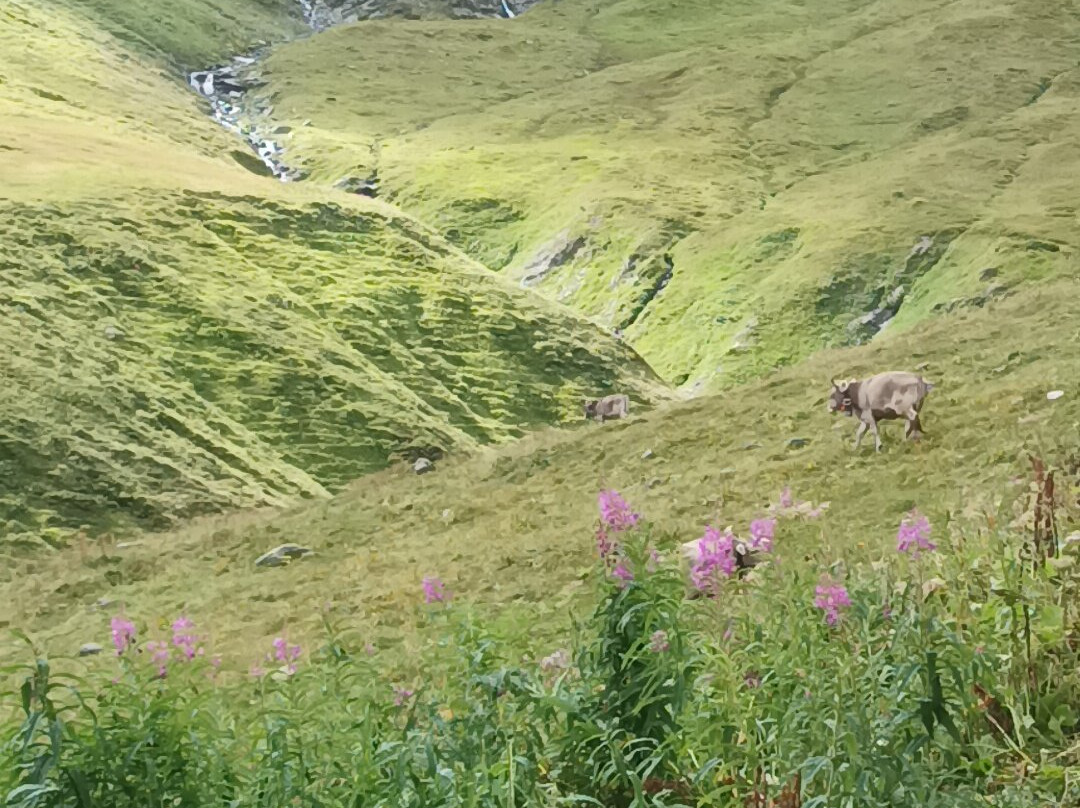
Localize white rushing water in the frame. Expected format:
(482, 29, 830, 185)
(190, 1, 527, 182)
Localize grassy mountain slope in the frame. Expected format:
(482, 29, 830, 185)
(42, 0, 305, 66)
(255, 0, 1080, 389)
(7, 278, 1077, 665)
(0, 0, 663, 547)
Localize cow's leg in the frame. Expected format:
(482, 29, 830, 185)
(853, 420, 868, 450)
(869, 416, 882, 452)
(904, 408, 923, 440)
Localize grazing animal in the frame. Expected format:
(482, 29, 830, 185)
(828, 371, 934, 452)
(583, 394, 630, 422)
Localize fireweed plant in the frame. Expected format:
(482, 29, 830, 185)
(3, 486, 1079, 807)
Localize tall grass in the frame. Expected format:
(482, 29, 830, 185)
(3, 471, 1078, 807)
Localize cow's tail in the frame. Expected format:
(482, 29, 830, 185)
(921, 378, 935, 397)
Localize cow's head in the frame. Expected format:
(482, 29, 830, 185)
(828, 379, 856, 416)
(583, 399, 598, 419)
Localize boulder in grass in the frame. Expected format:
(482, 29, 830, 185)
(255, 544, 313, 568)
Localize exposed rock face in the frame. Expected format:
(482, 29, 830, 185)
(520, 232, 587, 287)
(190, 56, 304, 182)
(303, 0, 543, 29)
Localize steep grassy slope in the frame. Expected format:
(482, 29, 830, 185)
(255, 0, 1080, 388)
(0, 0, 663, 547)
(43, 0, 305, 66)
(7, 279, 1077, 666)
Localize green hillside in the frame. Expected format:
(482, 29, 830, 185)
(255, 0, 1080, 388)
(7, 278, 1078, 663)
(0, 0, 662, 547)
(3, 0, 1080, 803)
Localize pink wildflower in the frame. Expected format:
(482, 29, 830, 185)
(690, 526, 737, 592)
(249, 664, 265, 679)
(422, 576, 449, 604)
(110, 617, 137, 656)
(171, 615, 202, 660)
(145, 640, 170, 678)
(779, 488, 794, 509)
(748, 518, 776, 552)
(364, 642, 377, 656)
(611, 562, 634, 587)
(649, 630, 670, 653)
(271, 637, 302, 674)
(897, 509, 935, 557)
(595, 526, 616, 562)
(597, 490, 640, 533)
(814, 582, 852, 626)
(393, 686, 415, 707)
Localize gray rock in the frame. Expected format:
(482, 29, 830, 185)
(520, 231, 587, 287)
(786, 437, 811, 449)
(103, 324, 125, 340)
(641, 449, 655, 460)
(413, 457, 435, 475)
(255, 543, 313, 568)
(79, 643, 104, 657)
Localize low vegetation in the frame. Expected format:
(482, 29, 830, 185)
(4, 474, 1078, 806)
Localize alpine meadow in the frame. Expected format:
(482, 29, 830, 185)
(1, 0, 1078, 806)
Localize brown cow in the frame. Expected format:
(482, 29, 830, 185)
(828, 371, 934, 452)
(583, 394, 630, 422)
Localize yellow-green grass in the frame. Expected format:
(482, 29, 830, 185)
(6, 279, 1076, 675)
(256, 0, 1080, 389)
(1, 0, 664, 545)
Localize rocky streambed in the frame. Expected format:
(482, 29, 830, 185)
(189, 0, 542, 182)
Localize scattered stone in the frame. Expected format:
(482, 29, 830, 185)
(641, 449, 655, 460)
(413, 457, 435, 475)
(1047, 390, 1065, 401)
(334, 174, 379, 197)
(103, 324, 125, 340)
(79, 643, 104, 657)
(915, 362, 931, 371)
(115, 540, 142, 549)
(520, 231, 587, 287)
(95, 597, 114, 609)
(786, 437, 811, 449)
(255, 543, 313, 568)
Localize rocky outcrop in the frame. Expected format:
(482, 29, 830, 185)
(190, 56, 305, 182)
(301, 0, 542, 29)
